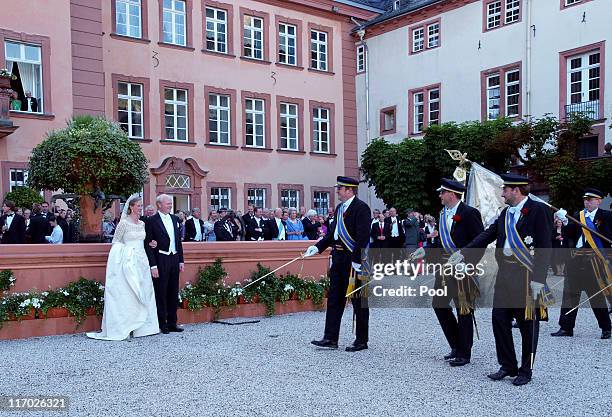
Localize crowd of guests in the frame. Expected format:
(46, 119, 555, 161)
(0, 200, 78, 244)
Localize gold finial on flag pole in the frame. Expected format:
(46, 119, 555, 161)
(445, 149, 471, 184)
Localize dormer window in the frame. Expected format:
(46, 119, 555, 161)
(393, 1, 400, 10)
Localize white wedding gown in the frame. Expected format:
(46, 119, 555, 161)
(87, 219, 159, 340)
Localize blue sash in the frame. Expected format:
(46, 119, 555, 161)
(583, 211, 604, 249)
(504, 209, 534, 272)
(439, 208, 457, 254)
(337, 206, 371, 277)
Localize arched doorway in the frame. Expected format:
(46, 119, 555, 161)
(150, 157, 208, 213)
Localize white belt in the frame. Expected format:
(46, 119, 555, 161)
(158, 249, 177, 256)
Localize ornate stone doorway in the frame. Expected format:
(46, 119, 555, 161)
(150, 157, 207, 212)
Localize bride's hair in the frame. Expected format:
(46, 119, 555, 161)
(126, 197, 142, 215)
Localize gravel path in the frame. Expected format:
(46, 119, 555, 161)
(0, 307, 609, 417)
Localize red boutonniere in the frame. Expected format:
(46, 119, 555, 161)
(452, 214, 461, 223)
(521, 207, 529, 216)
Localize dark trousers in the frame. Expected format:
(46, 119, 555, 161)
(432, 276, 473, 360)
(153, 253, 180, 327)
(323, 250, 369, 343)
(492, 308, 539, 378)
(559, 255, 611, 331)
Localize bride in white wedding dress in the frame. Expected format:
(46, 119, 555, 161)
(87, 194, 159, 340)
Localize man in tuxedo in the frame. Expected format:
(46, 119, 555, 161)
(268, 208, 286, 240)
(245, 207, 266, 241)
(184, 207, 205, 242)
(430, 179, 485, 367)
(242, 205, 255, 226)
(324, 207, 335, 230)
(28, 203, 48, 244)
(1, 200, 26, 244)
(22, 91, 39, 113)
(385, 207, 405, 248)
(302, 209, 320, 240)
(214, 211, 237, 241)
(304, 176, 371, 352)
(145, 194, 185, 334)
(551, 188, 611, 340)
(370, 212, 391, 249)
(459, 174, 552, 386)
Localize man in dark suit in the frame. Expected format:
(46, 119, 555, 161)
(302, 209, 320, 240)
(430, 179, 485, 367)
(245, 207, 266, 241)
(551, 188, 611, 340)
(22, 91, 39, 113)
(370, 212, 391, 249)
(1, 200, 26, 244)
(214, 211, 237, 241)
(184, 207, 205, 242)
(459, 174, 552, 386)
(242, 205, 255, 226)
(403, 210, 420, 248)
(267, 208, 286, 240)
(144, 194, 185, 334)
(385, 207, 405, 248)
(304, 176, 371, 352)
(28, 203, 48, 244)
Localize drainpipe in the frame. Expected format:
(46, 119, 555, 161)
(525, 0, 532, 118)
(355, 25, 372, 208)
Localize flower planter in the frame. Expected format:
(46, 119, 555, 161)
(290, 292, 298, 300)
(44, 307, 69, 318)
(249, 295, 260, 304)
(180, 299, 189, 309)
(237, 295, 247, 305)
(8, 308, 36, 321)
(85, 307, 97, 316)
(0, 77, 11, 89)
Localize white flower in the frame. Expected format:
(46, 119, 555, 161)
(93, 298, 97, 302)
(42, 292, 49, 297)
(284, 284, 294, 292)
(524, 236, 533, 245)
(62, 290, 69, 296)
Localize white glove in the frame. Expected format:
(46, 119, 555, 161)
(304, 245, 319, 257)
(530, 281, 545, 301)
(447, 250, 464, 266)
(409, 247, 426, 261)
(352, 262, 362, 273)
(555, 208, 568, 226)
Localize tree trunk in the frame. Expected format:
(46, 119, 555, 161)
(79, 194, 104, 242)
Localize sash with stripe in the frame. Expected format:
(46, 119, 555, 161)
(337, 207, 371, 297)
(580, 210, 612, 294)
(439, 208, 457, 254)
(504, 209, 534, 272)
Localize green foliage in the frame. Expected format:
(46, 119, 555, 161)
(3, 187, 43, 210)
(62, 278, 105, 325)
(27, 115, 148, 196)
(0, 270, 16, 292)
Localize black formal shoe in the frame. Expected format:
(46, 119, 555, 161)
(311, 339, 338, 349)
(601, 330, 611, 339)
(512, 375, 532, 386)
(167, 325, 184, 333)
(449, 358, 470, 367)
(550, 328, 573, 337)
(443, 349, 457, 361)
(487, 369, 517, 381)
(345, 343, 368, 352)
(160, 326, 170, 334)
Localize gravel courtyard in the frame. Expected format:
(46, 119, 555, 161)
(0, 307, 609, 417)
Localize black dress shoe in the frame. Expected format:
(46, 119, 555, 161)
(167, 325, 184, 333)
(345, 343, 368, 352)
(512, 375, 532, 386)
(487, 369, 517, 381)
(601, 330, 611, 339)
(160, 326, 170, 334)
(311, 339, 338, 349)
(449, 357, 470, 367)
(550, 328, 573, 337)
(443, 349, 457, 361)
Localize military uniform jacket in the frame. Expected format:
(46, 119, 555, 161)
(432, 201, 485, 264)
(566, 208, 612, 249)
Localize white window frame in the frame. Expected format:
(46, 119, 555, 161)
(116, 0, 142, 38)
(310, 30, 328, 71)
(412, 27, 424, 53)
(4, 41, 43, 113)
(567, 51, 600, 105)
(247, 188, 266, 208)
(486, 74, 501, 120)
(486, 1, 502, 30)
(505, 69, 520, 117)
(393, 0, 401, 10)
(565, 0, 581, 4)
(9, 169, 28, 192)
(208, 93, 231, 145)
(281, 189, 299, 209)
(356, 44, 366, 72)
(278, 23, 297, 66)
(243, 15, 264, 60)
(505, 0, 520, 24)
(428, 88, 440, 126)
(164, 88, 188, 142)
(413, 92, 424, 133)
(313, 191, 329, 216)
(117, 82, 144, 139)
(245, 98, 265, 148)
(210, 187, 231, 210)
(312, 107, 330, 153)
(280, 102, 298, 151)
(427, 23, 440, 49)
(205, 7, 227, 53)
(162, 0, 186, 46)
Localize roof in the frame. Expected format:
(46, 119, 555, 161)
(357, 0, 446, 29)
(334, 0, 387, 13)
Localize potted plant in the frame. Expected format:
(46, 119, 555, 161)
(0, 270, 16, 295)
(0, 68, 16, 89)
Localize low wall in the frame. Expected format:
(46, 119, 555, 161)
(0, 241, 328, 292)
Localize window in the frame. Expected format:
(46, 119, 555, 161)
(245, 98, 265, 148)
(117, 82, 143, 138)
(278, 23, 297, 66)
(313, 191, 329, 216)
(206, 7, 227, 53)
(567, 51, 600, 118)
(164, 88, 188, 141)
(485, 0, 521, 31)
(116, 0, 142, 38)
(310, 30, 328, 71)
(380, 106, 396, 134)
(280, 102, 298, 150)
(481, 64, 521, 120)
(410, 20, 440, 54)
(577, 136, 598, 158)
(281, 189, 299, 209)
(247, 188, 266, 208)
(162, 0, 186, 46)
(5, 41, 43, 113)
(243, 15, 263, 60)
(356, 44, 366, 72)
(208, 93, 230, 145)
(9, 169, 28, 192)
(165, 174, 190, 188)
(312, 107, 330, 153)
(565, 0, 582, 6)
(393, 0, 401, 10)
(409, 84, 441, 135)
(210, 187, 231, 210)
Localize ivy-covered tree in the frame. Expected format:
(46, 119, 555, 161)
(2, 187, 43, 210)
(28, 115, 148, 242)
